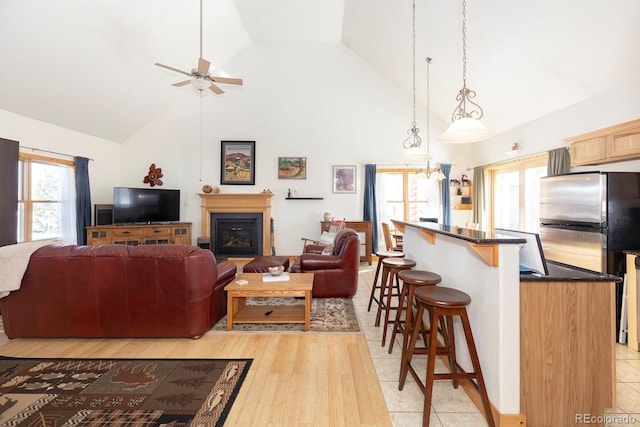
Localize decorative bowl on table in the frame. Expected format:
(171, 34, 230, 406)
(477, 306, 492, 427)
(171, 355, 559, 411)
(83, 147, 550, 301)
(268, 266, 285, 276)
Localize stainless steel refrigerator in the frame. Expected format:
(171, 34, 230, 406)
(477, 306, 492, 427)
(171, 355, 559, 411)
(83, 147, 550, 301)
(540, 171, 640, 341)
(540, 171, 640, 276)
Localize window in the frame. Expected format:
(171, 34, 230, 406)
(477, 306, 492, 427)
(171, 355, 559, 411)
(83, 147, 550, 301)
(18, 153, 76, 243)
(376, 168, 441, 247)
(488, 154, 547, 232)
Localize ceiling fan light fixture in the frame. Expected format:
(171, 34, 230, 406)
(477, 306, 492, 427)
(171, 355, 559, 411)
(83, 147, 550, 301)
(190, 77, 210, 91)
(154, 0, 242, 95)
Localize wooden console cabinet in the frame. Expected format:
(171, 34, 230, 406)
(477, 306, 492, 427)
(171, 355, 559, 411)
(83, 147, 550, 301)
(321, 220, 372, 264)
(86, 223, 192, 246)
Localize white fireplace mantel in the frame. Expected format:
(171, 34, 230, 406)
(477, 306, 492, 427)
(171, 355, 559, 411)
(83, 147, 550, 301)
(199, 193, 273, 256)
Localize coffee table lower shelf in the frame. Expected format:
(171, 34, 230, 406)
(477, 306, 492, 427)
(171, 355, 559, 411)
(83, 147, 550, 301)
(232, 304, 305, 325)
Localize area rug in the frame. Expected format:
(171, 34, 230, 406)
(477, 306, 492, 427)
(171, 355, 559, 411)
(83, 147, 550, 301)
(0, 356, 251, 426)
(210, 297, 361, 333)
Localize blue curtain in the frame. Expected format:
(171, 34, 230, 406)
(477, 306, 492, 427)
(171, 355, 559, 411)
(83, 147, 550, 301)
(363, 164, 378, 253)
(74, 157, 91, 245)
(440, 164, 452, 226)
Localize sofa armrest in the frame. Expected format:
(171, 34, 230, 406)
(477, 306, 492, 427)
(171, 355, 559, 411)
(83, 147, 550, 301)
(298, 254, 343, 270)
(216, 260, 237, 286)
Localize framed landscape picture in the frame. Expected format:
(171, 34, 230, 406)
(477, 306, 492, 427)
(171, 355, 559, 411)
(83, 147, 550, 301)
(221, 141, 255, 185)
(332, 165, 356, 193)
(278, 157, 307, 179)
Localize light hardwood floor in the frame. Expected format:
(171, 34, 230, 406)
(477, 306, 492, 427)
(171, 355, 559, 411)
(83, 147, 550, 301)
(0, 333, 391, 427)
(2, 264, 640, 427)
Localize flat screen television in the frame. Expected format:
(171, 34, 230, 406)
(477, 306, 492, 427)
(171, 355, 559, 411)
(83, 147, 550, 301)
(112, 187, 180, 224)
(494, 228, 549, 275)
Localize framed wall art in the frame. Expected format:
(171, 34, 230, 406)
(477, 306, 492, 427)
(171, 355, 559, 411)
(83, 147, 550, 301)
(278, 157, 307, 179)
(221, 141, 255, 185)
(332, 165, 356, 193)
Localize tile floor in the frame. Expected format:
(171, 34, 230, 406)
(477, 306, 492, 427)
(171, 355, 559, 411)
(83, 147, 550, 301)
(352, 265, 640, 427)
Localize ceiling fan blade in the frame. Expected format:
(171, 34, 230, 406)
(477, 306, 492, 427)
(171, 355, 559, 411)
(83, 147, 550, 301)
(155, 63, 191, 77)
(198, 58, 211, 74)
(208, 83, 224, 95)
(211, 77, 243, 85)
(172, 80, 191, 87)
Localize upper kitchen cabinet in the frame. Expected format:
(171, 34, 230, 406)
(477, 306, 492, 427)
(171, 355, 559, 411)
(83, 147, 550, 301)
(567, 118, 640, 166)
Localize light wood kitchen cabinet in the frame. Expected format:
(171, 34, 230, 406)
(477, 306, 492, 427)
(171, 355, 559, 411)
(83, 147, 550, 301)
(86, 223, 192, 246)
(567, 118, 640, 166)
(608, 126, 640, 160)
(569, 136, 606, 165)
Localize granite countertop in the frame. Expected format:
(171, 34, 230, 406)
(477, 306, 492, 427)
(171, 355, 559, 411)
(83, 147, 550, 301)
(394, 220, 525, 244)
(397, 220, 622, 283)
(520, 260, 622, 282)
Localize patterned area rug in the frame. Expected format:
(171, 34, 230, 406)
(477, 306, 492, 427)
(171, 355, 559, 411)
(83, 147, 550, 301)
(211, 297, 361, 333)
(0, 357, 251, 426)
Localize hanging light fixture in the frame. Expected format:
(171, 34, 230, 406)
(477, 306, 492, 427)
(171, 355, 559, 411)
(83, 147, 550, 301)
(439, 0, 494, 144)
(401, 0, 429, 163)
(421, 57, 445, 180)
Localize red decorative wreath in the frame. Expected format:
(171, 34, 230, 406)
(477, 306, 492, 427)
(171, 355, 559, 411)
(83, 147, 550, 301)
(143, 163, 163, 187)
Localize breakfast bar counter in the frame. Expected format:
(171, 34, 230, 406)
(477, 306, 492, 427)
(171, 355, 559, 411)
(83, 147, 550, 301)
(393, 220, 619, 427)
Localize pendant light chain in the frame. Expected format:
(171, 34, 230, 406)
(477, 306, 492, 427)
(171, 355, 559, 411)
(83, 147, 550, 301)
(448, 0, 484, 122)
(411, 0, 417, 129)
(425, 56, 432, 178)
(403, 0, 421, 150)
(462, 0, 467, 87)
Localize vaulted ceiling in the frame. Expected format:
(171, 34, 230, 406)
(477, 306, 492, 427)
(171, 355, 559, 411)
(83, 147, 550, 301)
(1, 0, 638, 142)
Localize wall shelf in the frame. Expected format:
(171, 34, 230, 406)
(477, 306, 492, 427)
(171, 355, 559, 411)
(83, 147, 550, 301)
(286, 197, 324, 200)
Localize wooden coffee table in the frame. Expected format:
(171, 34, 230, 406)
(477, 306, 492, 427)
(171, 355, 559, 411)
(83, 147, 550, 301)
(224, 273, 314, 331)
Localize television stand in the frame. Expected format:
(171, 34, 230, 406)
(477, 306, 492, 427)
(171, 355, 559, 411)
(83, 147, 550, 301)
(86, 222, 191, 246)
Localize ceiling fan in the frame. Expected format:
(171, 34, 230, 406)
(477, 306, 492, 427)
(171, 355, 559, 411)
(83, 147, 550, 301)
(154, 0, 243, 95)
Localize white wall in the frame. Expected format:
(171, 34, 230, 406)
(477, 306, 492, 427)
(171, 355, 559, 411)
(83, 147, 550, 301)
(4, 48, 640, 253)
(0, 109, 122, 211)
(120, 42, 456, 254)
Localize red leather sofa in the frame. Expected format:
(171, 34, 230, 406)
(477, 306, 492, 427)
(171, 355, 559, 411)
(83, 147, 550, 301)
(0, 244, 236, 339)
(290, 228, 360, 297)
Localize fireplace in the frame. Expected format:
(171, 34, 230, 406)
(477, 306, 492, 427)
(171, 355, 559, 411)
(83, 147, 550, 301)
(199, 193, 273, 256)
(210, 213, 263, 257)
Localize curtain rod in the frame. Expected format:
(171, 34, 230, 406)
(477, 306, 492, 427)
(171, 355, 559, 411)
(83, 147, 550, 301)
(20, 145, 94, 161)
(466, 146, 568, 171)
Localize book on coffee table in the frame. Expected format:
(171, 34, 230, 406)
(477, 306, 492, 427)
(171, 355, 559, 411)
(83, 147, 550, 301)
(262, 272, 290, 282)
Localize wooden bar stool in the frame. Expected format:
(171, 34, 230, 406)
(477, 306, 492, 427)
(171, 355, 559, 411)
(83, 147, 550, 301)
(401, 286, 495, 427)
(367, 250, 404, 312)
(387, 269, 441, 354)
(377, 257, 416, 347)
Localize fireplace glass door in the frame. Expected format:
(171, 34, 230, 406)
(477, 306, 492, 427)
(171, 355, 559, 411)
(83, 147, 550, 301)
(211, 213, 263, 256)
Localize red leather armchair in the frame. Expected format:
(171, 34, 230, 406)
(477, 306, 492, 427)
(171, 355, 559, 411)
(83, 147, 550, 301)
(290, 228, 360, 297)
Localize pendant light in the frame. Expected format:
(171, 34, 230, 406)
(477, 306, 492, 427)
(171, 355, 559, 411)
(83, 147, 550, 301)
(439, 0, 494, 144)
(401, 0, 429, 163)
(423, 57, 445, 180)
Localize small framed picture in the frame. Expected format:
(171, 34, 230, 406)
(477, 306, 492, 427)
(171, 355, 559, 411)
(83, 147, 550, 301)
(332, 165, 356, 193)
(278, 157, 307, 179)
(221, 141, 255, 185)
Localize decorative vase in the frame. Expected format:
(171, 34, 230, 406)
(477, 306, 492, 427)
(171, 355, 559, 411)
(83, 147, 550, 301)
(202, 184, 213, 193)
(323, 212, 332, 222)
